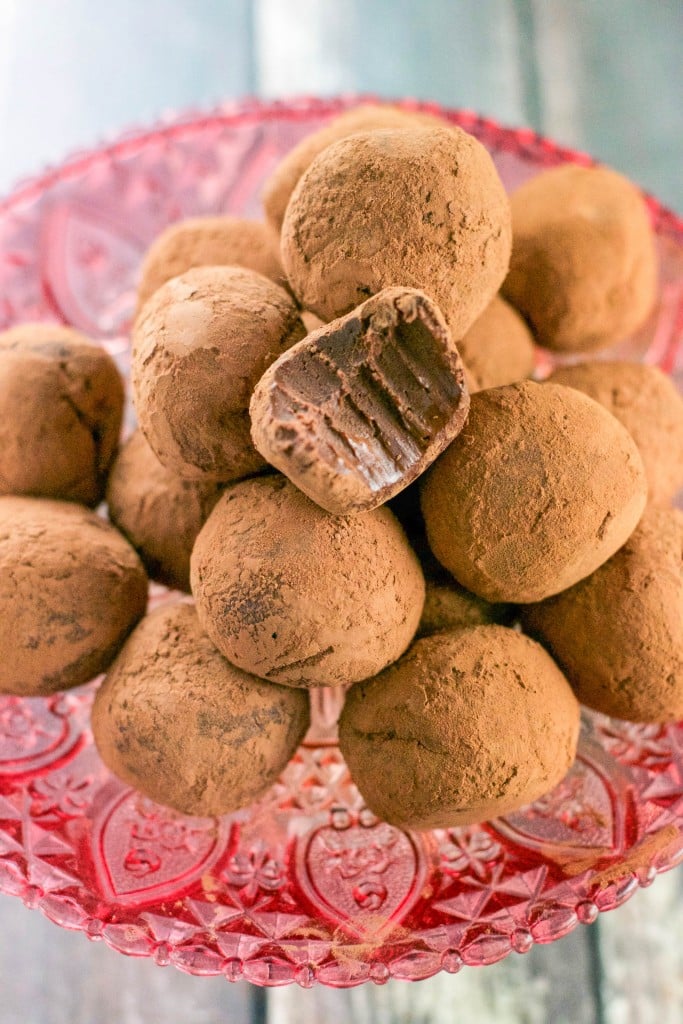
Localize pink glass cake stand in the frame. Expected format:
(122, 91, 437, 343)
(0, 97, 682, 988)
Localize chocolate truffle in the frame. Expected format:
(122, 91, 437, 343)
(0, 496, 148, 696)
(547, 361, 683, 505)
(420, 381, 648, 603)
(502, 165, 657, 353)
(417, 577, 513, 638)
(250, 288, 470, 514)
(262, 103, 444, 233)
(92, 603, 309, 817)
(281, 126, 512, 338)
(132, 266, 305, 481)
(339, 626, 580, 830)
(387, 486, 515, 634)
(0, 323, 124, 506)
(136, 216, 286, 312)
(301, 310, 325, 334)
(524, 507, 683, 723)
(457, 294, 536, 392)
(106, 429, 222, 592)
(190, 475, 425, 687)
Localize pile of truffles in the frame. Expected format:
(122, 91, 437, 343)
(2, 103, 681, 832)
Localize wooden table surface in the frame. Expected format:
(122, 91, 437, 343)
(0, 3, 681, 1022)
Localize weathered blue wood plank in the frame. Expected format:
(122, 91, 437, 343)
(0, 0, 255, 194)
(268, 926, 599, 1024)
(598, 869, 683, 1024)
(254, 0, 528, 125)
(529, 0, 683, 210)
(0, 895, 252, 1024)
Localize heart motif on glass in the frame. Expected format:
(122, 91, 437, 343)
(492, 738, 632, 864)
(40, 201, 144, 337)
(91, 787, 228, 907)
(0, 694, 87, 780)
(295, 807, 428, 939)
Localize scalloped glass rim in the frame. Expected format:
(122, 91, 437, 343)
(0, 96, 681, 989)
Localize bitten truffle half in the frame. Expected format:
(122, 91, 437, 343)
(136, 216, 286, 312)
(92, 603, 310, 817)
(339, 626, 580, 830)
(106, 429, 223, 592)
(502, 164, 657, 353)
(0, 497, 148, 696)
(281, 126, 511, 338)
(190, 475, 425, 688)
(420, 381, 648, 603)
(250, 288, 470, 515)
(132, 266, 305, 482)
(547, 361, 683, 505)
(524, 507, 683, 723)
(0, 323, 124, 506)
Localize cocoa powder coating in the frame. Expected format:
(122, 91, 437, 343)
(132, 266, 305, 481)
(547, 361, 683, 505)
(250, 288, 470, 514)
(92, 603, 310, 816)
(106, 429, 223, 592)
(0, 323, 124, 506)
(420, 381, 648, 602)
(0, 497, 148, 696)
(190, 475, 425, 688)
(457, 294, 536, 393)
(262, 103, 446, 233)
(281, 126, 512, 338)
(300, 310, 325, 334)
(136, 216, 286, 312)
(502, 165, 657, 353)
(524, 507, 683, 723)
(339, 626, 580, 830)
(417, 577, 513, 639)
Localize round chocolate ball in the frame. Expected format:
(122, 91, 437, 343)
(106, 429, 223, 592)
(136, 216, 286, 312)
(420, 381, 648, 603)
(0, 497, 148, 696)
(0, 323, 124, 506)
(339, 626, 580, 830)
(190, 475, 425, 688)
(92, 603, 310, 817)
(281, 126, 511, 338)
(262, 103, 445, 233)
(457, 294, 536, 393)
(132, 266, 305, 482)
(547, 361, 683, 505)
(502, 165, 657, 353)
(417, 577, 513, 638)
(524, 507, 683, 723)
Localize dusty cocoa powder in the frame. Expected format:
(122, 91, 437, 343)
(92, 602, 309, 816)
(190, 475, 425, 688)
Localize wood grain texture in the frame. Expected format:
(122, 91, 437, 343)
(0, 0, 255, 193)
(254, 0, 528, 124)
(0, 895, 252, 1024)
(598, 869, 683, 1024)
(527, 0, 683, 210)
(267, 926, 598, 1024)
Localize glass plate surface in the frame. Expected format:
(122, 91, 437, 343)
(0, 96, 682, 988)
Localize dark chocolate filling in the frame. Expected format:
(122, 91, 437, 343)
(266, 293, 466, 494)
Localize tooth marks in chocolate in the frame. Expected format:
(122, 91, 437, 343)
(250, 287, 469, 514)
